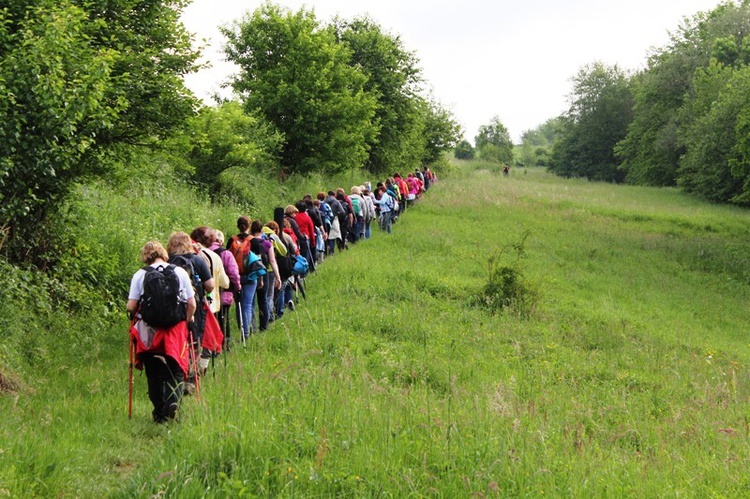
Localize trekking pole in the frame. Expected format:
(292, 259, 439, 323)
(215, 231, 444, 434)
(188, 327, 201, 401)
(236, 291, 246, 349)
(127, 318, 135, 419)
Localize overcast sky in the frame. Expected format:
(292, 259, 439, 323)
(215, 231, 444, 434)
(181, 0, 722, 143)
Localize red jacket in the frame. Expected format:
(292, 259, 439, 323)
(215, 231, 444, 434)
(294, 211, 316, 248)
(394, 177, 409, 201)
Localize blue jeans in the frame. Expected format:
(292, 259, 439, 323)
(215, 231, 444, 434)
(265, 273, 276, 322)
(380, 211, 392, 233)
(275, 280, 294, 316)
(239, 280, 258, 338)
(364, 219, 372, 239)
(351, 215, 362, 243)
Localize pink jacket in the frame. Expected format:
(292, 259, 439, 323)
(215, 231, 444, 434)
(209, 242, 241, 306)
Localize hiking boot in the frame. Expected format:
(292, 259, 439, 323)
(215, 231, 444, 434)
(166, 402, 179, 421)
(287, 300, 295, 311)
(183, 382, 196, 396)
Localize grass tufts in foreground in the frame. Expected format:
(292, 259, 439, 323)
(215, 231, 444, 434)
(3, 165, 750, 496)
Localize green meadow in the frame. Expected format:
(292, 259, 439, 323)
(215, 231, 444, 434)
(3, 163, 750, 497)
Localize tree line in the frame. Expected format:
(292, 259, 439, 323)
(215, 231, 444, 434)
(0, 1, 460, 267)
(517, 0, 750, 205)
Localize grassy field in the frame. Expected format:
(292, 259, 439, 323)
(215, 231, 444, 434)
(3, 164, 750, 496)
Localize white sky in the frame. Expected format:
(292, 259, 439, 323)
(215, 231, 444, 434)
(181, 0, 722, 143)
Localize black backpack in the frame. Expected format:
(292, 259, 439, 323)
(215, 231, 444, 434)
(139, 264, 186, 328)
(169, 254, 205, 303)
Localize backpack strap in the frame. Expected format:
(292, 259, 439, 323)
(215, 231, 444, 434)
(201, 248, 214, 277)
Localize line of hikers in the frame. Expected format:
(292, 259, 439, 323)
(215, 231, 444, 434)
(126, 169, 436, 423)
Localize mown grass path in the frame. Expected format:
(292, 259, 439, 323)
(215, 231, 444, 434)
(3, 165, 750, 496)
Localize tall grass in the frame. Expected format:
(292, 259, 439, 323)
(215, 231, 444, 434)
(3, 165, 750, 496)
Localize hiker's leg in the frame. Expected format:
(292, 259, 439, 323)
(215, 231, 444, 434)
(163, 356, 184, 420)
(241, 281, 257, 337)
(142, 354, 164, 421)
(256, 274, 269, 331)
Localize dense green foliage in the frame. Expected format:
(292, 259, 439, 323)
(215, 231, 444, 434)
(222, 4, 377, 176)
(4, 165, 750, 496)
(518, 117, 561, 167)
(0, 0, 458, 281)
(454, 139, 476, 160)
(222, 4, 460, 177)
(474, 115, 514, 163)
(539, 2, 750, 204)
(166, 101, 284, 202)
(549, 62, 632, 182)
(0, 0, 199, 264)
(333, 17, 426, 174)
(617, 1, 750, 195)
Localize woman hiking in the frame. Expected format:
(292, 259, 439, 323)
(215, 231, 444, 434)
(127, 241, 196, 423)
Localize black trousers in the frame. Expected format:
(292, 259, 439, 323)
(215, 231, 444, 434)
(142, 353, 183, 423)
(217, 305, 231, 347)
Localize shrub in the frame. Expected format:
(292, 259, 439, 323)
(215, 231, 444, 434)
(473, 233, 536, 316)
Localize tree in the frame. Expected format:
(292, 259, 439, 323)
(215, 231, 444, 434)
(549, 62, 632, 182)
(454, 139, 475, 160)
(617, 1, 750, 187)
(333, 17, 425, 174)
(475, 116, 514, 164)
(167, 101, 283, 198)
(418, 97, 461, 165)
(223, 4, 377, 176)
(0, 0, 200, 264)
(519, 118, 562, 166)
(678, 62, 749, 202)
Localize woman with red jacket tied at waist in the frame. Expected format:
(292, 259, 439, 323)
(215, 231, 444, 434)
(127, 240, 196, 423)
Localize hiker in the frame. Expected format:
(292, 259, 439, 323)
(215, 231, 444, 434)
(335, 191, 352, 249)
(361, 187, 376, 240)
(405, 174, 418, 206)
(349, 186, 364, 243)
(190, 226, 229, 318)
(316, 192, 333, 237)
(323, 191, 345, 254)
(293, 201, 316, 271)
(311, 199, 327, 263)
(393, 173, 408, 214)
(127, 240, 196, 423)
(167, 231, 214, 388)
(385, 179, 400, 223)
(414, 168, 425, 185)
(227, 216, 258, 339)
(265, 220, 295, 318)
(250, 219, 281, 330)
(210, 230, 240, 349)
(374, 185, 394, 233)
(283, 204, 311, 269)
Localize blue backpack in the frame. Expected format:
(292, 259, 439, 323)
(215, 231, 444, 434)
(292, 255, 309, 277)
(242, 250, 267, 283)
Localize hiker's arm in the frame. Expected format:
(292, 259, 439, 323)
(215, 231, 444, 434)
(186, 297, 196, 323)
(203, 277, 215, 294)
(268, 247, 282, 288)
(126, 299, 139, 315)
